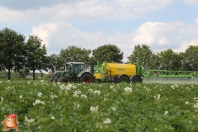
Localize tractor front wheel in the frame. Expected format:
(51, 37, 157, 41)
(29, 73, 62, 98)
(58, 77, 70, 83)
(80, 74, 94, 83)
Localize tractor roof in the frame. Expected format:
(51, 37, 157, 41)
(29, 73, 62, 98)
(66, 62, 84, 65)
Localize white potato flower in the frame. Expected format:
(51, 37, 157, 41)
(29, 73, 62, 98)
(185, 101, 189, 104)
(33, 99, 45, 105)
(88, 89, 93, 93)
(51, 94, 57, 98)
(60, 84, 65, 90)
(77, 104, 81, 108)
(164, 111, 168, 115)
(51, 116, 55, 120)
(94, 90, 101, 95)
(25, 116, 35, 123)
(72, 85, 77, 89)
(112, 107, 117, 111)
(90, 106, 98, 113)
(81, 94, 87, 99)
(66, 83, 73, 90)
(194, 103, 198, 108)
(1, 97, 3, 102)
(124, 87, 132, 93)
(38, 92, 42, 97)
(104, 118, 111, 124)
(157, 94, 160, 99)
(73, 90, 82, 97)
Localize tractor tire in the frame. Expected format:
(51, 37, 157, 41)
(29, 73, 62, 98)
(119, 76, 130, 83)
(49, 78, 55, 82)
(131, 75, 142, 83)
(49, 72, 60, 82)
(80, 74, 94, 83)
(58, 77, 70, 83)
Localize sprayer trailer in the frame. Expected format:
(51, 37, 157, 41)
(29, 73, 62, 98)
(50, 62, 95, 83)
(94, 61, 143, 83)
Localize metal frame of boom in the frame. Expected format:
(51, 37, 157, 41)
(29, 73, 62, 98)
(143, 70, 198, 78)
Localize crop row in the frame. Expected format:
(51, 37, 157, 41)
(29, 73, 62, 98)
(0, 80, 198, 132)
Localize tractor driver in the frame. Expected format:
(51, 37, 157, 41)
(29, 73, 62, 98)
(73, 64, 79, 76)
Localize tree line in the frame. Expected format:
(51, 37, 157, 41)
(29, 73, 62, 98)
(0, 27, 48, 80)
(128, 44, 198, 71)
(1, 27, 198, 80)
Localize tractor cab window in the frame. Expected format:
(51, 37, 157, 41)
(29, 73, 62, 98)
(73, 64, 80, 75)
(79, 64, 84, 71)
(65, 64, 71, 70)
(73, 64, 84, 76)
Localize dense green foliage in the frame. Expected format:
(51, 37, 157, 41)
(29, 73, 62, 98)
(92, 44, 123, 63)
(0, 80, 198, 131)
(128, 45, 153, 70)
(26, 35, 48, 80)
(0, 28, 26, 80)
(127, 44, 198, 71)
(48, 54, 64, 73)
(0, 28, 49, 80)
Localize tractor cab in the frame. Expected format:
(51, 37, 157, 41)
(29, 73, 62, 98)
(61, 62, 85, 76)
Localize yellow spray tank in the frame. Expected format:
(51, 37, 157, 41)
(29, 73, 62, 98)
(94, 61, 143, 83)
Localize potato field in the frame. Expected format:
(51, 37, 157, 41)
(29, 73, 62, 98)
(0, 80, 198, 132)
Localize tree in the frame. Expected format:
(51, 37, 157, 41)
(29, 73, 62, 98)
(182, 45, 198, 71)
(158, 49, 181, 70)
(48, 54, 64, 73)
(149, 53, 160, 70)
(0, 27, 26, 80)
(127, 44, 153, 70)
(92, 44, 123, 63)
(0, 45, 5, 71)
(25, 35, 49, 80)
(59, 46, 92, 70)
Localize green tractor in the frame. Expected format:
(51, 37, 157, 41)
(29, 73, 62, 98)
(50, 62, 95, 83)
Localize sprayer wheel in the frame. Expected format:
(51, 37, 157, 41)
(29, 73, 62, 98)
(131, 75, 142, 83)
(119, 76, 130, 83)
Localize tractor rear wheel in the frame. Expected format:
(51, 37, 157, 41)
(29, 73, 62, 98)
(80, 74, 94, 83)
(119, 76, 130, 83)
(58, 77, 70, 83)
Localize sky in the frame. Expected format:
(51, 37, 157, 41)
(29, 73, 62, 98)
(0, 0, 198, 62)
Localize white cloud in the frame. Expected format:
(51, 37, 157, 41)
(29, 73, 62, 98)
(179, 21, 198, 37)
(132, 22, 178, 46)
(0, 0, 176, 23)
(174, 38, 198, 52)
(195, 18, 198, 23)
(113, 0, 175, 13)
(30, 23, 133, 62)
(0, 6, 31, 23)
(183, 0, 198, 6)
(158, 38, 170, 45)
(31, 24, 58, 47)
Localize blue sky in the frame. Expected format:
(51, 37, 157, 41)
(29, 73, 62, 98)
(0, 0, 198, 62)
